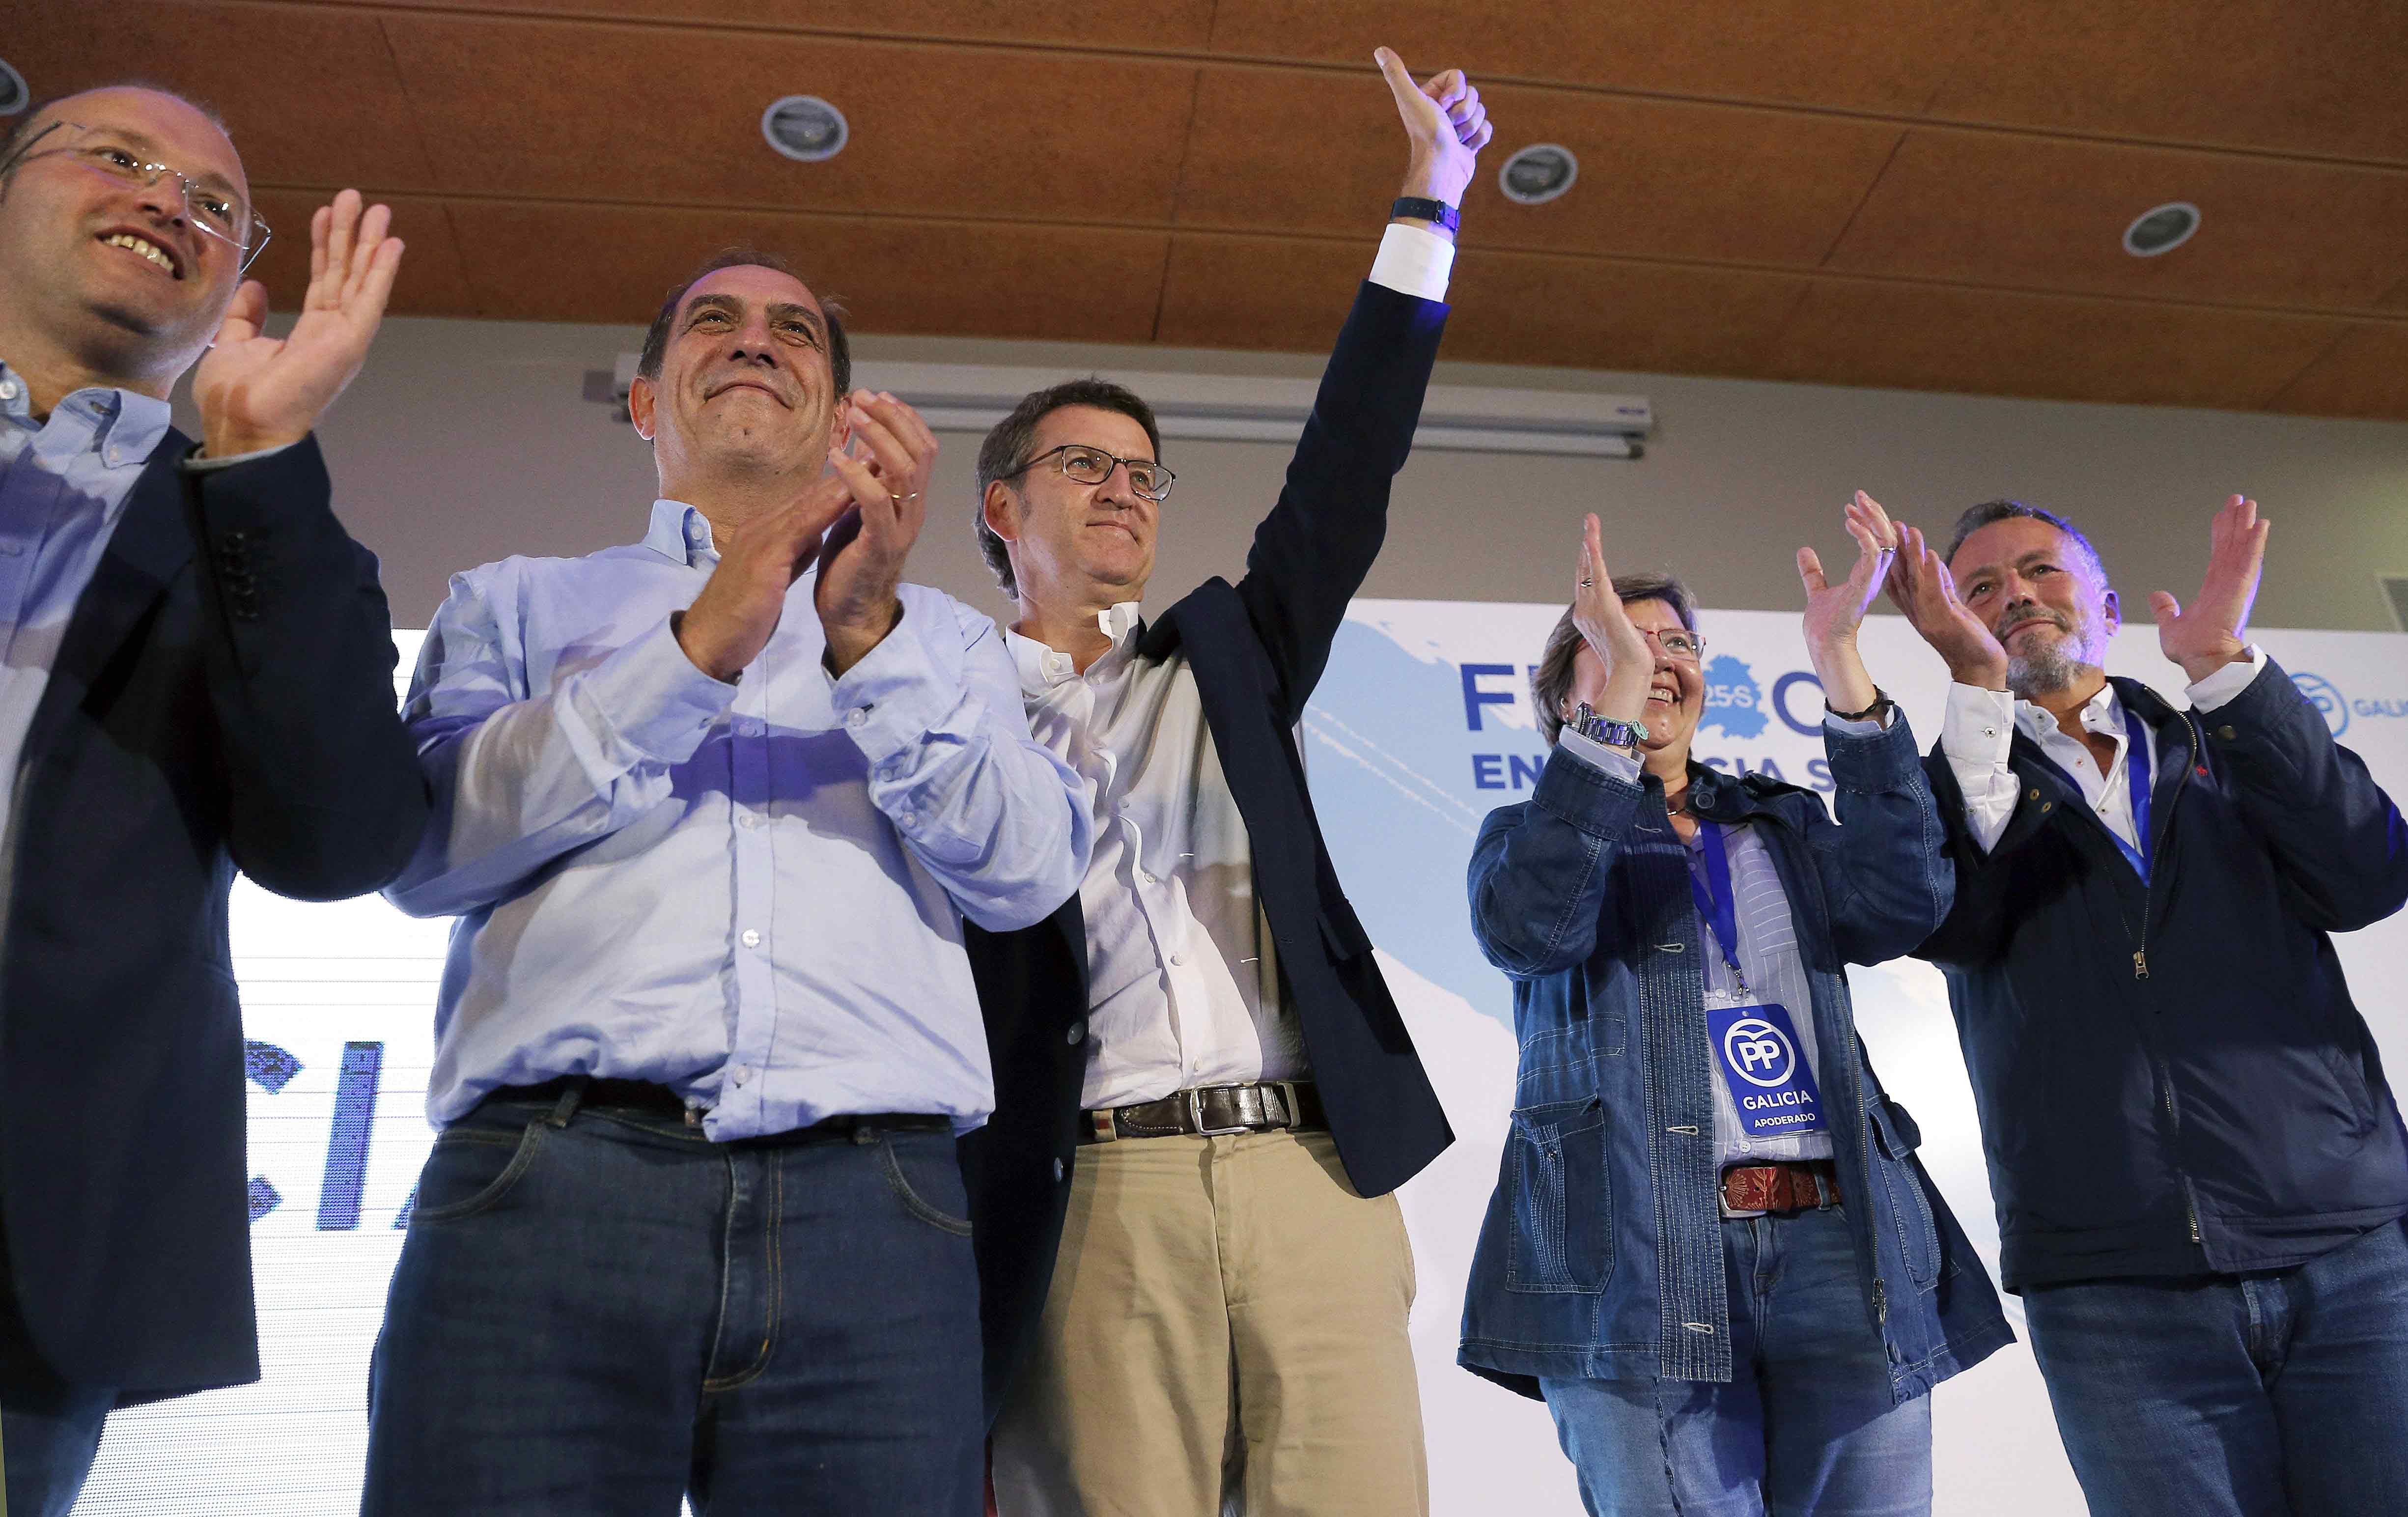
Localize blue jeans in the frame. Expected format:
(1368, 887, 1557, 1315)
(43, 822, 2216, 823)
(1540, 1206, 1931, 1517)
(2022, 1215, 2408, 1517)
(362, 1088, 983, 1516)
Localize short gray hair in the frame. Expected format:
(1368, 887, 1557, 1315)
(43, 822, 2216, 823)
(1944, 499, 2108, 587)
(1529, 571, 1698, 745)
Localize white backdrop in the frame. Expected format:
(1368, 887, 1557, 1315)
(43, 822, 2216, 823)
(68, 613, 2408, 1515)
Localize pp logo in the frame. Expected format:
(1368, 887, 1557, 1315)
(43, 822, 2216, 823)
(1722, 1017, 1796, 1087)
(2290, 672, 2348, 737)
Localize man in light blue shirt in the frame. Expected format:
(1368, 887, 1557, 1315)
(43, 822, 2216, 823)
(0, 85, 426, 1517)
(363, 248, 1091, 1516)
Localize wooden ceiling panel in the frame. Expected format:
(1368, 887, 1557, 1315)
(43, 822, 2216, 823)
(377, 15, 1196, 220)
(1762, 281, 2346, 411)
(1925, 1, 2408, 164)
(1175, 70, 1903, 268)
(1154, 234, 1811, 378)
(444, 200, 1169, 340)
(1203, 0, 2002, 115)
(2265, 327, 2408, 421)
(244, 189, 478, 315)
(1827, 130, 2408, 310)
(343, 0, 1212, 50)
(5, 0, 442, 191)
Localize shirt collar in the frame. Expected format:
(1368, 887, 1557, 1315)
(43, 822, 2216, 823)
(2012, 680, 2125, 741)
(1005, 601, 1144, 693)
(0, 360, 172, 466)
(643, 499, 720, 568)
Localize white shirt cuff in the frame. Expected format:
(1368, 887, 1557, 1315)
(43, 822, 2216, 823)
(2185, 644, 2266, 712)
(1556, 730, 1642, 784)
(1940, 682, 2017, 765)
(1369, 223, 1454, 303)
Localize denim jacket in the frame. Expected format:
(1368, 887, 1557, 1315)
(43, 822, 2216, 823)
(1457, 716, 2012, 1400)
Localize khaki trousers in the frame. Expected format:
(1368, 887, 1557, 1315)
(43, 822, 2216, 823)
(990, 1127, 1427, 1517)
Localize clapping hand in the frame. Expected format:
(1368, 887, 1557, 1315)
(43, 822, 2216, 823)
(1571, 514, 1656, 722)
(816, 391, 940, 675)
(2149, 495, 2267, 683)
(1375, 48, 1492, 215)
(1885, 517, 2010, 691)
(194, 189, 402, 458)
(1797, 492, 1897, 715)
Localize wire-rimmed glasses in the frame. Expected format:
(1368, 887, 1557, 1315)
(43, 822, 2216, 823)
(998, 443, 1175, 503)
(1, 120, 272, 275)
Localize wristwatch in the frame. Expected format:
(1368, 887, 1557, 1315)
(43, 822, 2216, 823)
(1390, 197, 1460, 234)
(1568, 702, 1648, 752)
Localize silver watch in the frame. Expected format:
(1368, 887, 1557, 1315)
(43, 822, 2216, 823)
(1569, 702, 1649, 751)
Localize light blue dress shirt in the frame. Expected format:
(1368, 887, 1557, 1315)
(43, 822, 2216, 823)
(0, 363, 173, 831)
(389, 499, 1092, 1138)
(0, 362, 174, 944)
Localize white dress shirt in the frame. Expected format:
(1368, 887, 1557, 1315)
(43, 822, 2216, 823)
(1009, 225, 1453, 1112)
(1010, 605, 1298, 1110)
(1939, 647, 2266, 854)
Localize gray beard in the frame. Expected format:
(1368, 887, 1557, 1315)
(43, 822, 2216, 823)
(2004, 625, 2108, 701)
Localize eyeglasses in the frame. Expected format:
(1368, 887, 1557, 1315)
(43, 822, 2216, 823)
(1644, 626, 1705, 661)
(1, 120, 272, 275)
(997, 443, 1175, 503)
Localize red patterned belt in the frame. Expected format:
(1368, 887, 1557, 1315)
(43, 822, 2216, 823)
(1720, 1159, 1840, 1216)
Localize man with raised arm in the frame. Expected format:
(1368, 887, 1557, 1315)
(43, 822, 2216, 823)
(0, 85, 427, 1516)
(365, 248, 1089, 1515)
(1885, 494, 2408, 1516)
(963, 49, 1486, 1517)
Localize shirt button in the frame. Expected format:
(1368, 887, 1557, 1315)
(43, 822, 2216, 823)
(738, 717, 765, 737)
(740, 813, 763, 830)
(1983, 727, 1997, 738)
(1138, 870, 1157, 886)
(1170, 952, 1186, 967)
(730, 1065, 750, 1087)
(1053, 1158, 1066, 1182)
(1066, 1020, 1087, 1045)
(898, 810, 919, 830)
(0, 380, 15, 400)
(740, 928, 762, 949)
(845, 708, 868, 729)
(106, 448, 123, 466)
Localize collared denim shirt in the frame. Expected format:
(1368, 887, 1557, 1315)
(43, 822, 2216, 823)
(1458, 715, 2012, 1401)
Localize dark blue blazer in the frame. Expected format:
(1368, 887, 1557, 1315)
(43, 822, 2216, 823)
(1918, 665, 2408, 1289)
(960, 281, 1456, 1420)
(1, 433, 427, 1397)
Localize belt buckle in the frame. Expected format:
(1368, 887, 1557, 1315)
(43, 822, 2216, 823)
(1186, 1087, 1252, 1138)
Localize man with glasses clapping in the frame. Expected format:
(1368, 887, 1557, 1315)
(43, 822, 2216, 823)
(963, 47, 1488, 1517)
(0, 84, 427, 1516)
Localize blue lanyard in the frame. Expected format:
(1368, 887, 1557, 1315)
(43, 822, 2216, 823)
(2110, 714, 2154, 882)
(1685, 819, 1750, 996)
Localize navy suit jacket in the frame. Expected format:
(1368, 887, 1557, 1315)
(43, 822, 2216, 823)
(1, 433, 428, 1397)
(960, 281, 1456, 1420)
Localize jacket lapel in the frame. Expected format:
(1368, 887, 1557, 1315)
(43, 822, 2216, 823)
(22, 430, 195, 766)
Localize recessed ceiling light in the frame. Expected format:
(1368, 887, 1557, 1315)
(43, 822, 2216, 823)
(760, 95, 848, 163)
(0, 59, 28, 115)
(1499, 143, 1578, 206)
(2123, 201, 2200, 257)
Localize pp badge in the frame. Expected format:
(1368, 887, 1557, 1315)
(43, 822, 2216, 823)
(1707, 1003, 1827, 1140)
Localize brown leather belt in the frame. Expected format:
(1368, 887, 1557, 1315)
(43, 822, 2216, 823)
(1720, 1159, 1840, 1217)
(1083, 1081, 1324, 1143)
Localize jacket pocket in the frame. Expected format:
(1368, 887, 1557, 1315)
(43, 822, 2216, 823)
(1505, 1098, 1613, 1294)
(1869, 1098, 1940, 1290)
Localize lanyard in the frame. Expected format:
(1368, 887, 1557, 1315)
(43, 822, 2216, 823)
(1685, 819, 1749, 996)
(2108, 713, 2153, 882)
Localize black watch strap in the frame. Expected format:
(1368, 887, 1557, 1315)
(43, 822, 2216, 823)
(1391, 197, 1459, 234)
